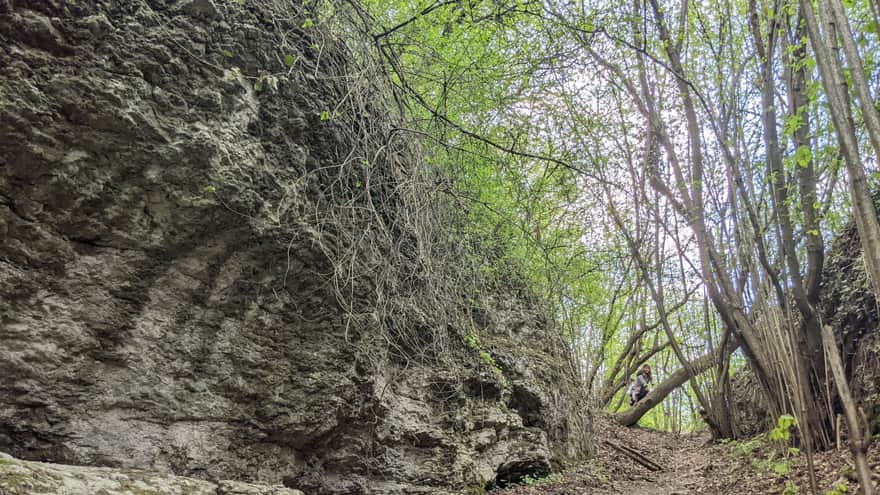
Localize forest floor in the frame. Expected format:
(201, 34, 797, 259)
(492, 415, 880, 494)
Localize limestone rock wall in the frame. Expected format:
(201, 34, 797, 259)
(0, 452, 304, 495)
(0, 1, 590, 493)
(820, 218, 880, 435)
(729, 368, 771, 439)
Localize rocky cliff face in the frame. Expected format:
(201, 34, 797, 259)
(0, 451, 304, 495)
(0, 1, 590, 493)
(820, 216, 880, 435)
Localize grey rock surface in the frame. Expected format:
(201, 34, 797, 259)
(0, 451, 304, 495)
(0, 1, 590, 493)
(820, 215, 880, 435)
(728, 368, 771, 438)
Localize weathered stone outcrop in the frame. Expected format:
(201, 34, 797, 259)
(0, 1, 590, 494)
(728, 368, 771, 438)
(0, 452, 304, 495)
(820, 215, 880, 435)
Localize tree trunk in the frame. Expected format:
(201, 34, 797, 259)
(801, 0, 880, 302)
(748, 0, 833, 454)
(822, 325, 876, 495)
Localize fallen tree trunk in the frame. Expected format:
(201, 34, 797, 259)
(613, 339, 740, 426)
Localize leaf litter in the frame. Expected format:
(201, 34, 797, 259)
(491, 414, 880, 494)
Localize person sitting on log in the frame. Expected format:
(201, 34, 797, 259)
(627, 364, 652, 406)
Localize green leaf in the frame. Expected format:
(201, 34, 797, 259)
(254, 79, 263, 92)
(784, 114, 803, 138)
(301, 18, 314, 29)
(222, 49, 234, 58)
(284, 54, 297, 67)
(795, 145, 812, 168)
(320, 109, 330, 121)
(808, 81, 821, 101)
(772, 461, 790, 475)
(778, 414, 796, 429)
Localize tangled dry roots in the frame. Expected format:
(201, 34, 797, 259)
(209, 0, 503, 371)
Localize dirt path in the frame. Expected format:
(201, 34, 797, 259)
(605, 430, 714, 495)
(492, 417, 723, 495)
(491, 415, 880, 494)
(587, 422, 719, 495)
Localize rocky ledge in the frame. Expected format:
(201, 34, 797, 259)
(0, 452, 303, 495)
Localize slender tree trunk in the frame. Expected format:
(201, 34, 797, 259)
(748, 0, 833, 454)
(826, 0, 880, 164)
(801, 0, 880, 301)
(822, 325, 876, 495)
(713, 321, 735, 438)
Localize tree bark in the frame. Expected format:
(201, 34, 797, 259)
(821, 325, 876, 495)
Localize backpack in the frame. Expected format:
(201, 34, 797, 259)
(634, 372, 649, 401)
(627, 379, 641, 405)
